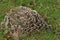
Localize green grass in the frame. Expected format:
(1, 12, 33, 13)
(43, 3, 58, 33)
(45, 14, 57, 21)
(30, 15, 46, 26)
(0, 0, 60, 40)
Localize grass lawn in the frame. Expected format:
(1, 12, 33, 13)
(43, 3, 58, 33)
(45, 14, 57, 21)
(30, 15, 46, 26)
(0, 0, 60, 40)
